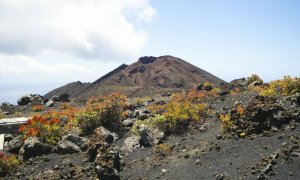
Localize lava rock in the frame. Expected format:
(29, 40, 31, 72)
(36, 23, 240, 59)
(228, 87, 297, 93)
(56, 140, 82, 154)
(58, 93, 70, 102)
(219, 90, 229, 96)
(17, 95, 31, 106)
(94, 144, 121, 180)
(35, 170, 61, 179)
(138, 124, 164, 147)
(94, 126, 119, 144)
(19, 137, 51, 160)
(4, 134, 14, 142)
(122, 119, 135, 127)
(46, 100, 55, 107)
(62, 134, 88, 151)
(88, 127, 118, 161)
(122, 136, 140, 152)
(134, 108, 151, 120)
(5, 135, 23, 153)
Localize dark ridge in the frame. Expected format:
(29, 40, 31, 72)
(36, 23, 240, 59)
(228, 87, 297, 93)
(129, 66, 146, 74)
(138, 56, 157, 64)
(92, 64, 128, 84)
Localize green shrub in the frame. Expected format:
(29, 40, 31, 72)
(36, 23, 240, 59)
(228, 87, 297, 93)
(0, 152, 19, 176)
(77, 93, 127, 134)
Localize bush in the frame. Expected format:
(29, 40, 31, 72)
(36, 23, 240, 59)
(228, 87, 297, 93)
(0, 152, 19, 176)
(260, 76, 300, 97)
(187, 90, 207, 103)
(203, 82, 213, 91)
(164, 93, 206, 122)
(131, 115, 167, 136)
(155, 143, 172, 157)
(210, 87, 222, 97)
(140, 93, 207, 134)
(18, 116, 62, 145)
(60, 102, 70, 110)
(133, 96, 151, 107)
(247, 74, 263, 85)
(32, 105, 45, 112)
(77, 93, 127, 134)
(219, 114, 233, 132)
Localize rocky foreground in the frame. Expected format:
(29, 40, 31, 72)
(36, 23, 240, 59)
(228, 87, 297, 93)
(0, 77, 300, 180)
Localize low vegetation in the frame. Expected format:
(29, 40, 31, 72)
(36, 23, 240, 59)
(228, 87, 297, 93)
(133, 92, 207, 134)
(155, 143, 172, 157)
(260, 76, 300, 97)
(0, 152, 19, 176)
(32, 105, 45, 112)
(76, 93, 127, 134)
(18, 93, 128, 144)
(19, 116, 62, 145)
(247, 74, 263, 85)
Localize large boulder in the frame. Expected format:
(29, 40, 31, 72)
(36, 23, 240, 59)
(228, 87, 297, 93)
(88, 127, 118, 161)
(138, 125, 164, 147)
(122, 118, 136, 127)
(133, 107, 151, 120)
(122, 136, 140, 152)
(94, 144, 121, 180)
(17, 94, 44, 106)
(30, 94, 44, 103)
(94, 126, 119, 144)
(5, 135, 23, 153)
(19, 137, 51, 160)
(56, 140, 81, 154)
(62, 134, 88, 151)
(17, 95, 31, 106)
(227, 78, 247, 89)
(58, 93, 70, 102)
(46, 100, 55, 107)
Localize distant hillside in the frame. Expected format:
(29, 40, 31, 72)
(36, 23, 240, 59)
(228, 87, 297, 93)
(44, 81, 91, 99)
(45, 55, 225, 98)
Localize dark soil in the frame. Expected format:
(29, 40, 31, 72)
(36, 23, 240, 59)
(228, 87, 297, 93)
(2, 91, 300, 180)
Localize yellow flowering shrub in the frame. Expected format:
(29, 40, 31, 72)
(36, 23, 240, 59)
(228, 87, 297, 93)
(219, 114, 233, 132)
(260, 76, 300, 97)
(133, 93, 207, 134)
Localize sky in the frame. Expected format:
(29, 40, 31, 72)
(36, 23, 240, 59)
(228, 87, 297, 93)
(0, 0, 300, 103)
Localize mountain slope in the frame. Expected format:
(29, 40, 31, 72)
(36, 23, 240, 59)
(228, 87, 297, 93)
(44, 81, 91, 99)
(45, 55, 225, 98)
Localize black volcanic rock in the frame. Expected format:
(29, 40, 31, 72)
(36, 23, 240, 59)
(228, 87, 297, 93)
(138, 56, 156, 64)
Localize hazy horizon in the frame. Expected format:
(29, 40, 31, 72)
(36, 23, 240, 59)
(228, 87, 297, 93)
(1, 0, 300, 104)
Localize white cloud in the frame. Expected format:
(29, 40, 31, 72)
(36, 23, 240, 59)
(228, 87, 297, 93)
(0, 0, 156, 59)
(0, 54, 92, 75)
